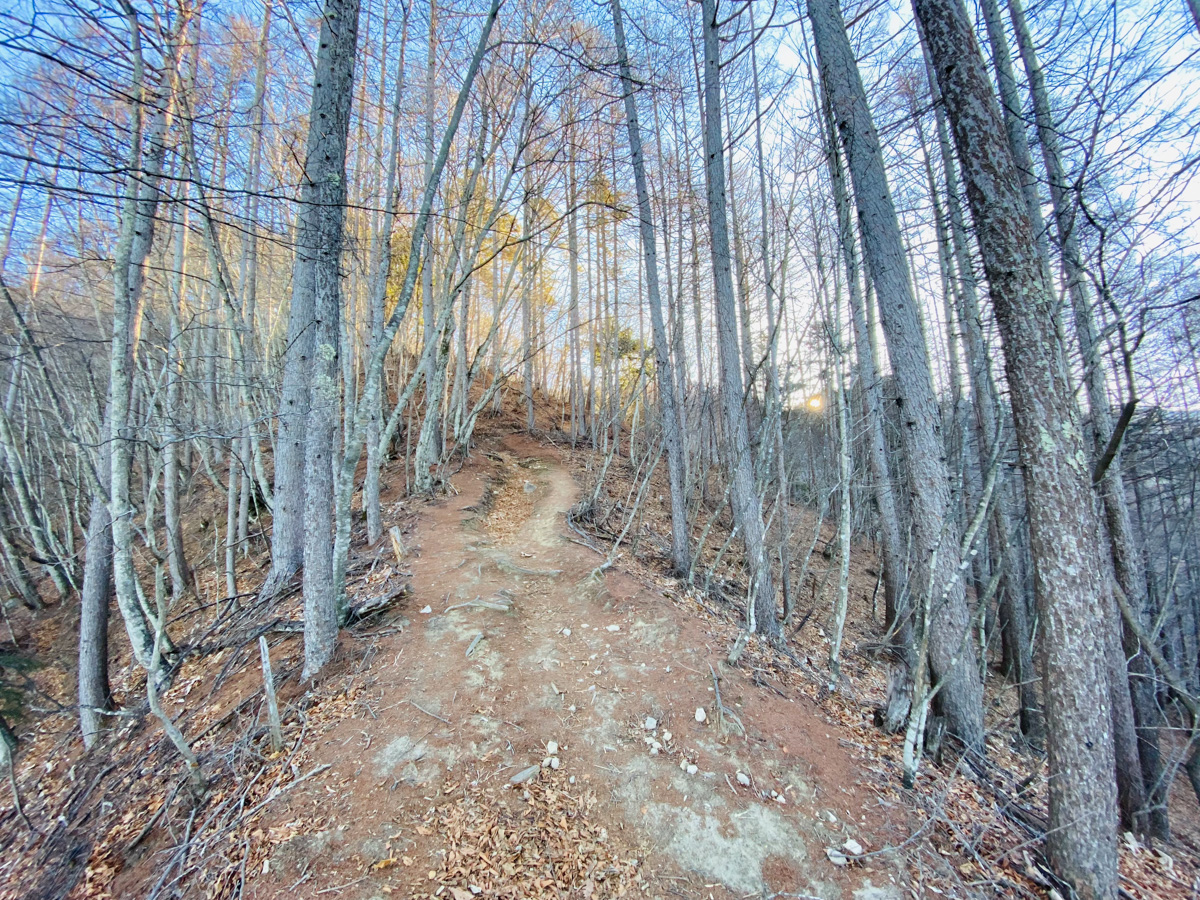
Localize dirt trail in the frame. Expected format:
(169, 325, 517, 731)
(249, 433, 903, 899)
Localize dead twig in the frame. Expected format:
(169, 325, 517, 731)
(408, 699, 451, 725)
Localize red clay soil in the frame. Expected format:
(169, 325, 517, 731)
(235, 431, 904, 900)
(4, 422, 1197, 900)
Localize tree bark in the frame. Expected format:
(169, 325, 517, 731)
(808, 0, 984, 748)
(700, 0, 777, 638)
(919, 35, 1040, 738)
(914, 0, 1119, 894)
(298, 0, 361, 680)
(1007, 0, 1163, 837)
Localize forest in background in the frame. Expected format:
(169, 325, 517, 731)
(0, 0, 1199, 897)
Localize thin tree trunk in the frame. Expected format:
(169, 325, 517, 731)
(521, 92, 535, 433)
(364, 8, 410, 545)
(750, 6, 793, 615)
(421, 0, 439, 446)
(235, 1, 272, 553)
(567, 121, 583, 445)
(162, 174, 192, 605)
(700, 0, 777, 638)
(611, 0, 690, 576)
(109, 8, 186, 669)
(821, 91, 911, 665)
(77, 484, 112, 747)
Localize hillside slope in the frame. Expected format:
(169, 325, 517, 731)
(2, 427, 1196, 900)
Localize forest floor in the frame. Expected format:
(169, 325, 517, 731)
(226, 430, 904, 900)
(3, 416, 1199, 899)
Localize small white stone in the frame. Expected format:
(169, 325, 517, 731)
(842, 838, 863, 856)
(644, 716, 657, 731)
(606, 624, 620, 632)
(662, 730, 672, 743)
(679, 759, 689, 771)
(562, 628, 571, 636)
(542, 757, 553, 767)
(736, 772, 751, 787)
(826, 848, 849, 867)
(420, 605, 432, 614)
(650, 740, 662, 751)
(568, 775, 575, 784)
(649, 747, 659, 755)
(695, 707, 707, 723)
(546, 741, 559, 755)
(686, 764, 698, 775)
(549, 756, 560, 769)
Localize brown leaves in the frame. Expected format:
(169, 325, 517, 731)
(414, 775, 643, 899)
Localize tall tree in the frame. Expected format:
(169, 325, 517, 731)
(914, 0, 1120, 894)
(610, 0, 690, 576)
(294, 0, 362, 679)
(807, 0, 984, 748)
(819, 83, 911, 678)
(700, 0, 777, 638)
(1007, 0, 1165, 837)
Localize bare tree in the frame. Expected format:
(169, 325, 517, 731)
(807, 0, 983, 749)
(700, 0, 777, 638)
(294, 0, 362, 679)
(914, 0, 1120, 893)
(610, 0, 689, 576)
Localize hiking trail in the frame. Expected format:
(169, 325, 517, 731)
(240, 432, 903, 900)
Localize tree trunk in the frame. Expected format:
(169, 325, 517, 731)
(364, 9, 410, 545)
(298, 0, 361, 680)
(610, 0, 690, 577)
(521, 108, 535, 433)
(110, 9, 185, 669)
(914, 0, 1119, 894)
(1007, 0, 1164, 837)
(567, 122, 583, 445)
(808, 0, 984, 748)
(78, 485, 112, 748)
(329, 0, 498, 601)
(700, 0, 777, 638)
(163, 183, 190, 607)
(920, 36, 1040, 738)
(821, 90, 911, 665)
